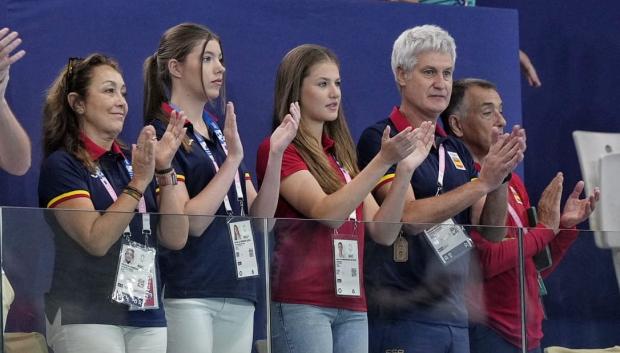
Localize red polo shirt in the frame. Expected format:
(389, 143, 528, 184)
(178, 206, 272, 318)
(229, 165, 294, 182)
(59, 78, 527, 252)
(256, 135, 366, 311)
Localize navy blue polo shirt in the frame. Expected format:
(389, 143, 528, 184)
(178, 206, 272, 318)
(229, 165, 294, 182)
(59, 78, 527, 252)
(357, 106, 478, 327)
(38, 135, 165, 327)
(150, 115, 258, 303)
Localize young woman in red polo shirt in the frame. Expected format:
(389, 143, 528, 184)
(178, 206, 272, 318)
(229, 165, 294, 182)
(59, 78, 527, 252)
(256, 44, 434, 353)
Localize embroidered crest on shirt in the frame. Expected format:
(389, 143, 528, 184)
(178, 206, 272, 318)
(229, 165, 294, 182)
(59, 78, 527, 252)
(447, 151, 466, 170)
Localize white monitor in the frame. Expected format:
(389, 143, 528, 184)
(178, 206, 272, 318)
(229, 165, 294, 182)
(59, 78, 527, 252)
(573, 131, 620, 289)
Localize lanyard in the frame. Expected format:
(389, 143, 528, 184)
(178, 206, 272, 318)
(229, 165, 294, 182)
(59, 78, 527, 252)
(436, 144, 446, 195)
(96, 158, 151, 241)
(507, 204, 529, 235)
(332, 155, 357, 222)
(171, 103, 245, 216)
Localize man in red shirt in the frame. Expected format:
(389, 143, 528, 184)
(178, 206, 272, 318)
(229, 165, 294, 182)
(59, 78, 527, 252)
(440, 78, 600, 353)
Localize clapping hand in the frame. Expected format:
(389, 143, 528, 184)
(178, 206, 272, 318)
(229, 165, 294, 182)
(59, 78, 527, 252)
(378, 126, 417, 166)
(399, 121, 434, 172)
(560, 181, 600, 229)
(223, 101, 244, 162)
(154, 109, 187, 170)
(131, 126, 157, 192)
(271, 102, 301, 155)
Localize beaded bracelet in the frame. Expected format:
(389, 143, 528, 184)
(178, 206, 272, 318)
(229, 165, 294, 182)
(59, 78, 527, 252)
(123, 188, 141, 201)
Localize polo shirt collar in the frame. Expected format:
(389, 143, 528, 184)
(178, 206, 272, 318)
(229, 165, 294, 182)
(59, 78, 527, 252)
(80, 132, 124, 161)
(388, 106, 447, 137)
(322, 133, 335, 152)
(474, 161, 482, 172)
(161, 102, 214, 140)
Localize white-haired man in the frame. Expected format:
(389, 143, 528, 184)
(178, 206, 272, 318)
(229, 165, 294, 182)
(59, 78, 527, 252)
(357, 24, 525, 353)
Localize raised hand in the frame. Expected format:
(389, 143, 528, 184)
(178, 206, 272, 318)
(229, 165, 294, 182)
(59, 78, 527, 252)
(377, 125, 416, 166)
(0, 28, 26, 97)
(271, 102, 300, 155)
(508, 124, 527, 159)
(537, 172, 563, 232)
(131, 126, 157, 192)
(154, 109, 187, 170)
(399, 121, 434, 172)
(479, 125, 525, 191)
(519, 49, 542, 88)
(223, 101, 243, 162)
(560, 181, 600, 228)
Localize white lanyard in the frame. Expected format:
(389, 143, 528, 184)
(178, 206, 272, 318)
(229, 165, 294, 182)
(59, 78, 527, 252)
(437, 144, 446, 195)
(507, 203, 529, 235)
(171, 102, 245, 216)
(192, 129, 244, 216)
(96, 158, 151, 240)
(332, 155, 357, 221)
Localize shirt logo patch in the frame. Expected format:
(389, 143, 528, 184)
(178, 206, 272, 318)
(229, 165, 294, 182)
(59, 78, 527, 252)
(447, 151, 466, 170)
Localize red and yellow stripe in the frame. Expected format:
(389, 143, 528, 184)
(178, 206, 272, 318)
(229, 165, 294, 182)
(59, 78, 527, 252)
(47, 190, 91, 208)
(375, 173, 396, 191)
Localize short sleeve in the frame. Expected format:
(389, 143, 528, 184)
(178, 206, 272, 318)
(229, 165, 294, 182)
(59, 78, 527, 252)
(239, 160, 252, 184)
(256, 138, 309, 187)
(38, 151, 91, 208)
(459, 140, 479, 181)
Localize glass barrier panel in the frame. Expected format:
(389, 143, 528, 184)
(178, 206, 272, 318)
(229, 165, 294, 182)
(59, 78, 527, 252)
(0, 208, 272, 353)
(530, 228, 620, 352)
(264, 219, 523, 353)
(2, 207, 619, 353)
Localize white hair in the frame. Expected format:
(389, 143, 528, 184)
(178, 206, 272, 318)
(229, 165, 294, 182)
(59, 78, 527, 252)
(391, 24, 457, 83)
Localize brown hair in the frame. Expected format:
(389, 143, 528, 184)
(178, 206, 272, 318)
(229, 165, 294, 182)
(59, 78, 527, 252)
(273, 44, 359, 194)
(143, 22, 223, 152)
(42, 53, 122, 172)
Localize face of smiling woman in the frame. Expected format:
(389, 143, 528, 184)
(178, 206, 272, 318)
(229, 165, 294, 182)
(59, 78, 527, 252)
(76, 65, 128, 140)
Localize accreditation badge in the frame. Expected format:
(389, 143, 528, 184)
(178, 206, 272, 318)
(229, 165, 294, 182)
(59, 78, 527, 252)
(130, 263, 159, 311)
(112, 242, 155, 308)
(423, 218, 472, 265)
(228, 218, 259, 279)
(333, 237, 361, 297)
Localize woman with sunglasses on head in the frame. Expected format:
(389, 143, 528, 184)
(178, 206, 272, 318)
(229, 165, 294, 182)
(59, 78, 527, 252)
(143, 23, 298, 353)
(256, 44, 435, 353)
(38, 53, 188, 353)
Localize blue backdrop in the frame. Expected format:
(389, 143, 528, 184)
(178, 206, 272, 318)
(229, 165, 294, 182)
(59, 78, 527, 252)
(1, 0, 617, 349)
